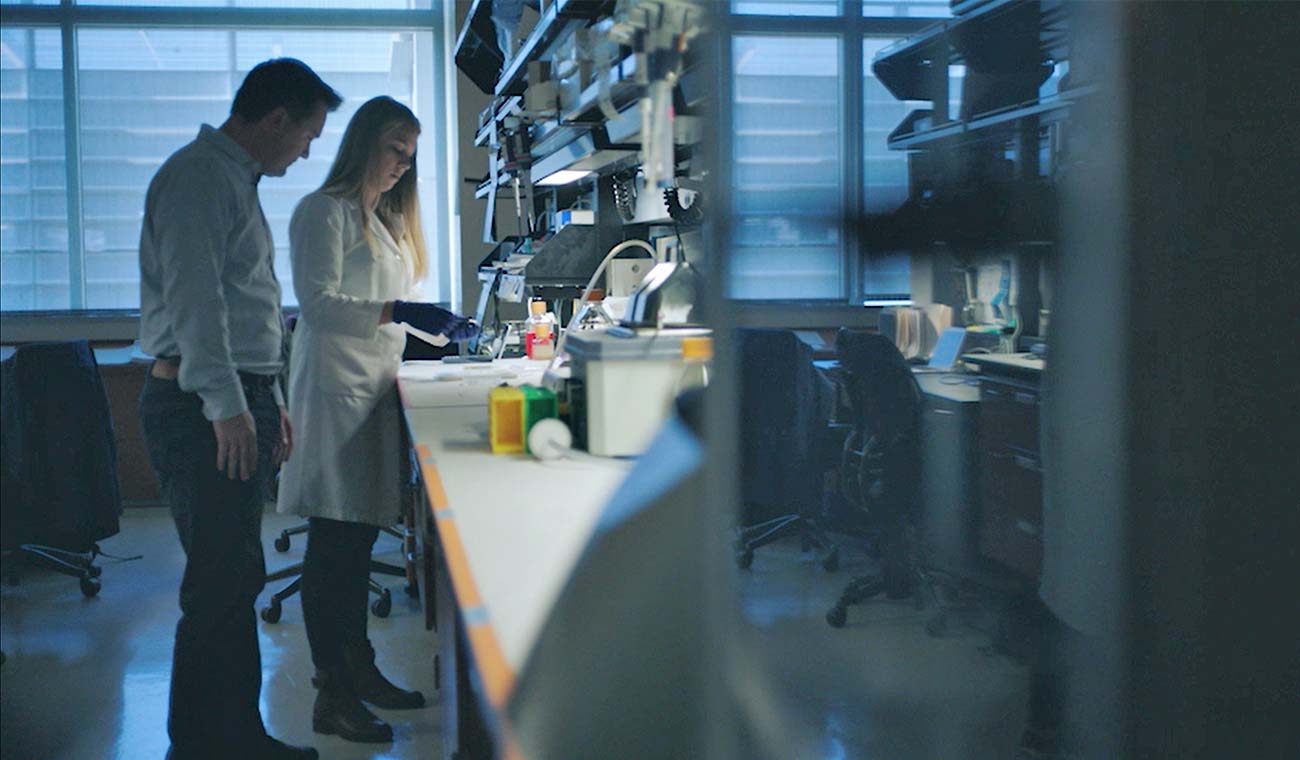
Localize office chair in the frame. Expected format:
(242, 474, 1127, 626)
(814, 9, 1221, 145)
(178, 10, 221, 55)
(824, 329, 926, 628)
(260, 518, 418, 623)
(1, 341, 122, 598)
(733, 328, 840, 572)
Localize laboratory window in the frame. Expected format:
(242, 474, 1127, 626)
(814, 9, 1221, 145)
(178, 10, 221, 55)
(0, 3, 447, 314)
(728, 34, 844, 301)
(725, 2, 946, 305)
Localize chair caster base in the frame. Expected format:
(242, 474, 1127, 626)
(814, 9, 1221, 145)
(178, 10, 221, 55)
(262, 601, 282, 624)
(370, 589, 392, 618)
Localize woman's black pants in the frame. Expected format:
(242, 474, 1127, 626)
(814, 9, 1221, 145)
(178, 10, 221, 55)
(300, 516, 380, 671)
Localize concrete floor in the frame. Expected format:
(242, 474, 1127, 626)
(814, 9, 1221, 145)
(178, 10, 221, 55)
(733, 538, 1029, 760)
(1, 509, 439, 760)
(2, 509, 1028, 760)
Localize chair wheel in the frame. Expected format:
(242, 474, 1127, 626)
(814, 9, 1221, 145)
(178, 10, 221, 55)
(405, 581, 419, 598)
(822, 549, 840, 573)
(826, 605, 847, 628)
(274, 533, 291, 553)
(736, 550, 754, 570)
(261, 601, 282, 624)
(371, 590, 392, 618)
(87, 565, 103, 578)
(80, 576, 101, 597)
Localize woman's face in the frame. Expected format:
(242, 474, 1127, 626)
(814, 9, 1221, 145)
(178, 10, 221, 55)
(368, 124, 419, 196)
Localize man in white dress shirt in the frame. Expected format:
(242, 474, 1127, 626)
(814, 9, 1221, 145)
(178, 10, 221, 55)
(137, 58, 340, 760)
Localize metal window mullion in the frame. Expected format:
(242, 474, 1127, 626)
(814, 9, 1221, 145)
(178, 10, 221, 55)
(59, 17, 85, 309)
(418, 22, 453, 306)
(226, 28, 237, 106)
(437, 0, 458, 308)
(842, 22, 863, 303)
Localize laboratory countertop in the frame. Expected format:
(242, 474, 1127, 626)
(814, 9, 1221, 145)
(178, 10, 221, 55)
(915, 372, 982, 403)
(815, 358, 984, 403)
(397, 357, 633, 708)
(961, 351, 1045, 379)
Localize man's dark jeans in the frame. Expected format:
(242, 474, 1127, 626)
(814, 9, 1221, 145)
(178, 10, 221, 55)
(140, 372, 279, 757)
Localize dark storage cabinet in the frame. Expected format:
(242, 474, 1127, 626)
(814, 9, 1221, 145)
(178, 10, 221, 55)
(976, 375, 1043, 579)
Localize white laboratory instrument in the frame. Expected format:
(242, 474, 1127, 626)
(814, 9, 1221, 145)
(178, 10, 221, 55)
(565, 326, 710, 457)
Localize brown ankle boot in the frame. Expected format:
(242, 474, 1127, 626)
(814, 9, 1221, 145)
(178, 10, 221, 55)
(312, 669, 393, 743)
(344, 639, 426, 709)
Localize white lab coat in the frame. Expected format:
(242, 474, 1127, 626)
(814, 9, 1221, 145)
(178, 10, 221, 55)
(276, 191, 417, 528)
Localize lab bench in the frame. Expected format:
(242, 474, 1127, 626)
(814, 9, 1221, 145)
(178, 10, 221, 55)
(397, 357, 633, 760)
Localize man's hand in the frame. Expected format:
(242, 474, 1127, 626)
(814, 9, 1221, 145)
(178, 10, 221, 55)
(213, 410, 258, 481)
(274, 407, 294, 467)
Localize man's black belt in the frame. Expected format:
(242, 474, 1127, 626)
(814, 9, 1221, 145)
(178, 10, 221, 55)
(238, 372, 277, 389)
(154, 356, 277, 388)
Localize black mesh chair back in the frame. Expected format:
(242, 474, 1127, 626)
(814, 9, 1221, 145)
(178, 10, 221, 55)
(834, 328, 923, 522)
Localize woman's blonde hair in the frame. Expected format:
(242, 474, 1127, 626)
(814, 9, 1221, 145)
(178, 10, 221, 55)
(319, 95, 427, 281)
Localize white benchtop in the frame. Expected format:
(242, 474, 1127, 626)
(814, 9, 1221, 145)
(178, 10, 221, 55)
(397, 357, 632, 705)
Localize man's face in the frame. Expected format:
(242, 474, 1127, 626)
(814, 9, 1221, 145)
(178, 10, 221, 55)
(261, 101, 328, 177)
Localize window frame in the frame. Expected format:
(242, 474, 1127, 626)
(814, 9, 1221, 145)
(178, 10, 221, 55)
(720, 4, 933, 316)
(0, 2, 451, 340)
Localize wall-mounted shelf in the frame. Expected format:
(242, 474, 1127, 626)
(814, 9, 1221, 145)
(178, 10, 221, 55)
(871, 0, 1083, 250)
(886, 84, 1095, 150)
(530, 121, 595, 162)
(873, 0, 1070, 103)
(474, 96, 524, 147)
(494, 1, 614, 98)
(561, 55, 640, 122)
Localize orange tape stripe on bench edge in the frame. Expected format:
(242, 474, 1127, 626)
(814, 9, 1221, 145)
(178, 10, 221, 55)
(416, 445, 447, 512)
(417, 449, 516, 707)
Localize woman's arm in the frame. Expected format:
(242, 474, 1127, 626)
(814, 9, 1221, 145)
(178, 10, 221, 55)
(289, 193, 388, 338)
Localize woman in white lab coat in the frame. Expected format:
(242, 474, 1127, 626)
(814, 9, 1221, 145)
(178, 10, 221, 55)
(277, 96, 476, 744)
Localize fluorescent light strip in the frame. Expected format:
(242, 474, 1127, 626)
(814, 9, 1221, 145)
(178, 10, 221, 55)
(534, 169, 594, 187)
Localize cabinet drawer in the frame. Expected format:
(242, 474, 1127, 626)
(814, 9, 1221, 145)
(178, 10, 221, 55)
(979, 378, 1040, 453)
(978, 448, 1043, 579)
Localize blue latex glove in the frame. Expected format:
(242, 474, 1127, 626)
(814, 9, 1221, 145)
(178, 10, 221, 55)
(445, 318, 480, 343)
(391, 301, 480, 342)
